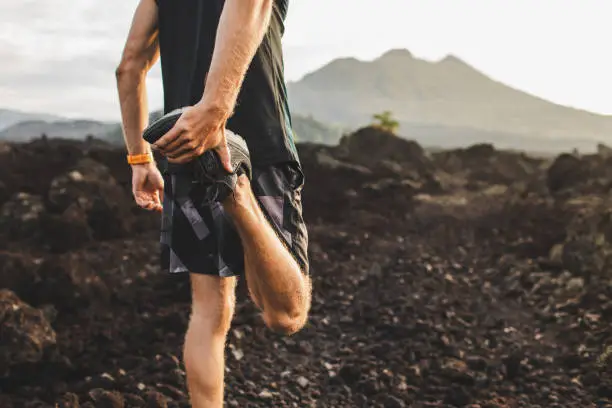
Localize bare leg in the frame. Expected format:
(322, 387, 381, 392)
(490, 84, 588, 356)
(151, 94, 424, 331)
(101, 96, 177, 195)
(241, 244, 264, 310)
(184, 274, 236, 408)
(223, 175, 311, 335)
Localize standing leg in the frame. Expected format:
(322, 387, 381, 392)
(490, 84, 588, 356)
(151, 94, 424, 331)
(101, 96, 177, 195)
(183, 274, 236, 408)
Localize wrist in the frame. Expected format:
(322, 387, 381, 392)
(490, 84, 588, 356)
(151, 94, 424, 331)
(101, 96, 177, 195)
(130, 160, 156, 166)
(130, 161, 157, 171)
(127, 152, 154, 166)
(126, 143, 152, 156)
(197, 96, 233, 123)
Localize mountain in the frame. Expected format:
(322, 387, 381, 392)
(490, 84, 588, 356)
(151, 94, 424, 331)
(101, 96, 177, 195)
(2, 48, 610, 152)
(0, 110, 164, 144)
(291, 114, 345, 144)
(104, 110, 176, 145)
(0, 119, 115, 142)
(287, 49, 612, 151)
(0, 109, 63, 131)
(1, 108, 344, 147)
(104, 110, 342, 145)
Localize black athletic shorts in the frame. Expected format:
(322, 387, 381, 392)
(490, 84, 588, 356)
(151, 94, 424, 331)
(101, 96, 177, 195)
(159, 161, 309, 277)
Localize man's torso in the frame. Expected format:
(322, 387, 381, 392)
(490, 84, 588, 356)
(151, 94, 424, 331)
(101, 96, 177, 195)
(156, 0, 299, 166)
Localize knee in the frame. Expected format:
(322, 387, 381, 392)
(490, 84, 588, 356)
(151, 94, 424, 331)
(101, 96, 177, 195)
(191, 305, 234, 336)
(263, 310, 308, 336)
(263, 280, 312, 335)
(190, 294, 235, 336)
(189, 275, 237, 336)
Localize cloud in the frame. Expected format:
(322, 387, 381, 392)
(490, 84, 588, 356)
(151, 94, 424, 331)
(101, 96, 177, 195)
(0, 0, 150, 120)
(1, 0, 610, 119)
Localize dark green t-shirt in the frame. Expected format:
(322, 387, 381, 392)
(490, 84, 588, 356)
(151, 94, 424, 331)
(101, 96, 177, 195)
(155, 0, 299, 166)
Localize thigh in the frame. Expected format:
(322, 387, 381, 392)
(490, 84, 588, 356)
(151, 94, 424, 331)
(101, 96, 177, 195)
(251, 162, 310, 275)
(160, 171, 245, 277)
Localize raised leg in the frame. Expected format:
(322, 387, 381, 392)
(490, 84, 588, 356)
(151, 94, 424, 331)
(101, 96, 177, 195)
(223, 175, 311, 335)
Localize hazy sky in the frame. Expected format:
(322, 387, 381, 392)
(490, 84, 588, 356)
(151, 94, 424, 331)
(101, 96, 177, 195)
(1, 0, 610, 121)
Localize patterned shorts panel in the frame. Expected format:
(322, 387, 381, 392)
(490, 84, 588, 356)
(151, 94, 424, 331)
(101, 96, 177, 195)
(159, 162, 309, 277)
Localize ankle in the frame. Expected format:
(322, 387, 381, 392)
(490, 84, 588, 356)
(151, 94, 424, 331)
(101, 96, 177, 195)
(223, 175, 256, 213)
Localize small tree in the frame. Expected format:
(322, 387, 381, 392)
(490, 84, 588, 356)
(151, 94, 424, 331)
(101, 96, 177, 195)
(372, 111, 399, 134)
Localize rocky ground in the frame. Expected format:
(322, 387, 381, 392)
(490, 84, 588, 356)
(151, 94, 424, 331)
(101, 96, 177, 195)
(1, 128, 612, 407)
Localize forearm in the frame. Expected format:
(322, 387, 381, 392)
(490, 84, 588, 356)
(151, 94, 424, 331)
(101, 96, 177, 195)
(116, 0, 159, 156)
(116, 69, 151, 155)
(200, 0, 273, 117)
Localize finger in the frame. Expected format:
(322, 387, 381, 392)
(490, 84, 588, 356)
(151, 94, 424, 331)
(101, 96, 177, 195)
(147, 199, 163, 212)
(168, 144, 202, 163)
(140, 196, 155, 208)
(154, 200, 163, 212)
(167, 151, 196, 164)
(133, 192, 143, 205)
(166, 141, 197, 159)
(134, 197, 149, 209)
(215, 142, 233, 173)
(154, 125, 182, 149)
(153, 187, 163, 207)
(134, 192, 154, 210)
(163, 134, 191, 155)
(157, 184, 165, 204)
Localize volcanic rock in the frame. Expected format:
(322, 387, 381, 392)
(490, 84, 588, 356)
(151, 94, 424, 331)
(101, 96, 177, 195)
(0, 289, 56, 377)
(0, 135, 608, 407)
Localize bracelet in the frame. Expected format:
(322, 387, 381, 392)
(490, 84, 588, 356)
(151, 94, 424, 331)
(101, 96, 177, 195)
(127, 153, 153, 165)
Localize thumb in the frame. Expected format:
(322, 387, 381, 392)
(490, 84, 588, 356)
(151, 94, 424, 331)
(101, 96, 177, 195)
(215, 142, 233, 173)
(155, 124, 181, 149)
(153, 173, 165, 209)
(156, 183, 164, 209)
(157, 186, 164, 205)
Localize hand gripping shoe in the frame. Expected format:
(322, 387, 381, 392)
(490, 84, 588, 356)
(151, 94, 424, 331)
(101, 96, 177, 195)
(143, 107, 252, 203)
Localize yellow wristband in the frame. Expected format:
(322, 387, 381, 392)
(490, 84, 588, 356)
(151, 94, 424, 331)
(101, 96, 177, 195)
(127, 153, 153, 165)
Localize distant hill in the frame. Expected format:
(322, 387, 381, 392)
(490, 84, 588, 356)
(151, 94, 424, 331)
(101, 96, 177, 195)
(0, 119, 115, 142)
(287, 49, 612, 151)
(0, 109, 63, 131)
(291, 114, 345, 144)
(3, 48, 610, 152)
(105, 110, 342, 145)
(1, 108, 343, 147)
(104, 110, 165, 145)
(0, 109, 166, 144)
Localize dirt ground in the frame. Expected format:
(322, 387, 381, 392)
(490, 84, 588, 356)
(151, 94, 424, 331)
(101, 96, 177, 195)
(2, 129, 612, 407)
